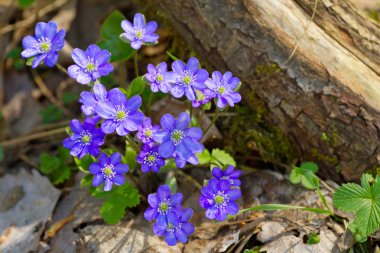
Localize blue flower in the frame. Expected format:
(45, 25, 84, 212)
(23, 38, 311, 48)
(170, 57, 209, 100)
(199, 178, 241, 221)
(136, 117, 160, 144)
(205, 71, 241, 108)
(137, 145, 165, 173)
(144, 185, 183, 226)
(120, 13, 159, 50)
(95, 89, 145, 136)
(212, 165, 241, 187)
(89, 152, 129, 191)
(191, 89, 215, 108)
(21, 21, 65, 68)
(145, 62, 174, 93)
(79, 83, 109, 116)
(63, 117, 105, 159)
(153, 208, 195, 246)
(153, 112, 204, 168)
(68, 44, 113, 85)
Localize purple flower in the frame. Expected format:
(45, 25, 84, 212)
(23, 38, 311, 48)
(205, 71, 241, 108)
(145, 62, 174, 93)
(144, 185, 183, 226)
(153, 208, 195, 246)
(63, 117, 105, 159)
(170, 57, 209, 101)
(136, 117, 160, 144)
(212, 165, 241, 187)
(191, 89, 215, 108)
(68, 44, 113, 85)
(153, 112, 204, 168)
(89, 152, 129, 191)
(199, 178, 241, 221)
(120, 13, 159, 50)
(21, 21, 65, 68)
(137, 145, 165, 173)
(95, 89, 145, 136)
(79, 83, 109, 116)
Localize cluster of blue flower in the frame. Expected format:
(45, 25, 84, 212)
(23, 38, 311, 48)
(21, 13, 242, 246)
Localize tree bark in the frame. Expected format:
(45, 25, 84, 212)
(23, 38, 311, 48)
(154, 0, 380, 181)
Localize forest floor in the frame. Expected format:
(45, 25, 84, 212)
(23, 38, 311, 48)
(1, 0, 380, 252)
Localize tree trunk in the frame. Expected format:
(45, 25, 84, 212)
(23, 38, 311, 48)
(154, 0, 380, 181)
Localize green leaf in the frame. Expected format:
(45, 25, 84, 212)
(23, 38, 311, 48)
(0, 145, 4, 162)
(166, 51, 179, 60)
(49, 164, 71, 185)
(165, 172, 178, 193)
(289, 162, 319, 190)
(40, 104, 63, 124)
(18, 0, 35, 8)
(127, 76, 145, 98)
(81, 174, 93, 188)
(211, 149, 236, 168)
(98, 10, 134, 62)
(333, 173, 380, 242)
(197, 149, 211, 165)
(26, 57, 35, 66)
(74, 154, 95, 173)
(306, 232, 321, 244)
(123, 145, 137, 169)
(100, 182, 140, 224)
(40, 153, 60, 174)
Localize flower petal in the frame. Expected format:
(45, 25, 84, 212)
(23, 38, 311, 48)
(144, 207, 158, 220)
(95, 50, 111, 65)
(44, 21, 57, 39)
(70, 119, 83, 133)
(226, 201, 239, 215)
(93, 83, 108, 100)
(109, 152, 122, 164)
(148, 193, 160, 208)
(101, 119, 118, 134)
(113, 174, 125, 185)
(89, 163, 102, 174)
(104, 179, 113, 191)
(51, 30, 66, 50)
(85, 44, 101, 59)
(227, 189, 242, 201)
(157, 185, 171, 200)
(96, 101, 116, 119)
(35, 22, 46, 37)
(165, 230, 177, 246)
(134, 13, 145, 27)
(71, 48, 87, 67)
(114, 164, 129, 173)
(108, 88, 127, 106)
(184, 127, 203, 140)
(92, 174, 104, 187)
(125, 95, 142, 112)
(44, 52, 58, 67)
(205, 206, 218, 219)
(160, 114, 175, 131)
(172, 60, 185, 74)
(144, 21, 158, 33)
(170, 85, 185, 98)
(170, 193, 183, 206)
(158, 141, 175, 158)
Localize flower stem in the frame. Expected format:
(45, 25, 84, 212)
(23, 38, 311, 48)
(203, 109, 219, 135)
(189, 105, 193, 127)
(134, 52, 139, 77)
(197, 109, 205, 127)
(55, 63, 68, 75)
(125, 135, 139, 152)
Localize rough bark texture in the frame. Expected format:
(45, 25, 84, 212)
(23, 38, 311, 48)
(154, 0, 380, 181)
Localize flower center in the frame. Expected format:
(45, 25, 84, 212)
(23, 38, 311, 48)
(158, 199, 171, 214)
(145, 129, 153, 137)
(147, 155, 156, 162)
(213, 191, 229, 207)
(218, 86, 226, 94)
(101, 165, 115, 179)
(136, 29, 143, 39)
(116, 110, 126, 121)
(156, 74, 164, 82)
(86, 63, 96, 72)
(183, 75, 191, 85)
(171, 129, 184, 145)
(81, 134, 91, 143)
(40, 42, 51, 52)
(214, 195, 224, 204)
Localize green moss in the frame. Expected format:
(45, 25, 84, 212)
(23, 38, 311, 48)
(310, 148, 338, 165)
(223, 99, 295, 165)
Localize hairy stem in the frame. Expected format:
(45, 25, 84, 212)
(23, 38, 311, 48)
(203, 109, 219, 135)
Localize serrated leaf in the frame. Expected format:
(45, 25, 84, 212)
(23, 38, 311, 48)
(100, 182, 140, 224)
(289, 162, 319, 190)
(81, 174, 93, 188)
(50, 165, 71, 185)
(197, 149, 211, 165)
(127, 76, 145, 98)
(74, 154, 95, 173)
(211, 149, 236, 168)
(40, 153, 60, 174)
(333, 173, 380, 241)
(98, 10, 134, 62)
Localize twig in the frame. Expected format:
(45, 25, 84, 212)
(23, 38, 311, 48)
(56, 63, 68, 75)
(0, 126, 67, 148)
(31, 69, 71, 115)
(174, 169, 202, 190)
(0, 0, 69, 35)
(19, 153, 39, 168)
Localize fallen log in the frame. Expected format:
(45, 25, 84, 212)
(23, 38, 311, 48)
(154, 0, 380, 181)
